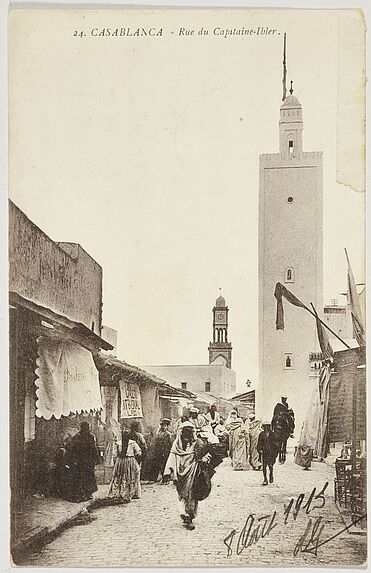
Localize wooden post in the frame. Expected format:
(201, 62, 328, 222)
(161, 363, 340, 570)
(9, 308, 27, 545)
(351, 366, 358, 520)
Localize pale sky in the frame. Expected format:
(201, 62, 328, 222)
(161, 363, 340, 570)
(9, 9, 365, 392)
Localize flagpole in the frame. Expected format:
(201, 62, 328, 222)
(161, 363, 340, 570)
(344, 247, 350, 265)
(309, 302, 351, 349)
(275, 282, 351, 349)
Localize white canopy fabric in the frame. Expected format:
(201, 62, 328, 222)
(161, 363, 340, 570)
(299, 364, 331, 459)
(35, 336, 102, 420)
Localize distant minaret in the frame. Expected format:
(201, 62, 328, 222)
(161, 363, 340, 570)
(257, 36, 323, 429)
(208, 291, 232, 368)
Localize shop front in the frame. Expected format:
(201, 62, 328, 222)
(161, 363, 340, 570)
(94, 353, 196, 482)
(9, 293, 112, 542)
(328, 346, 366, 529)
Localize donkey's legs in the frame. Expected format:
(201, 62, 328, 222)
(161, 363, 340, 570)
(262, 460, 268, 485)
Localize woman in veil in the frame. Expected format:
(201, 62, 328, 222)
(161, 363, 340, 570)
(225, 409, 251, 471)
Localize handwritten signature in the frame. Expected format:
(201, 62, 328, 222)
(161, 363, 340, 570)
(223, 482, 332, 557)
(294, 513, 367, 557)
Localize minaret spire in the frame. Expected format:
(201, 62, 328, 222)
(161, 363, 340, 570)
(282, 33, 287, 101)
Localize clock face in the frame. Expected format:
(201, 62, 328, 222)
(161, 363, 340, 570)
(216, 312, 225, 322)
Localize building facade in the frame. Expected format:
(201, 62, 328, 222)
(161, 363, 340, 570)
(229, 389, 256, 418)
(142, 363, 236, 399)
(9, 201, 103, 334)
(258, 90, 323, 428)
(324, 301, 353, 341)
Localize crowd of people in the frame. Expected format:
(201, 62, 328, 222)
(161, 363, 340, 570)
(52, 398, 298, 530)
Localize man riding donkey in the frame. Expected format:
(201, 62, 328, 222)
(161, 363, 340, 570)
(271, 396, 295, 463)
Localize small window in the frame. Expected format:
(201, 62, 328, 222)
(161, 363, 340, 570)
(284, 267, 294, 283)
(288, 140, 294, 154)
(91, 321, 95, 332)
(205, 382, 211, 393)
(284, 353, 293, 369)
(181, 382, 187, 390)
(287, 196, 294, 203)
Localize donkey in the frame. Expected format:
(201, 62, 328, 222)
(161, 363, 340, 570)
(271, 411, 292, 464)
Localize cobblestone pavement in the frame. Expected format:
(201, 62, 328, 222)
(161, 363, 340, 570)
(24, 455, 367, 568)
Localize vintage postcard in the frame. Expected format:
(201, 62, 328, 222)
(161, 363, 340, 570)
(8, 7, 366, 568)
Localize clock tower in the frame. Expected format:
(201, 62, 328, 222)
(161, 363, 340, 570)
(208, 293, 232, 369)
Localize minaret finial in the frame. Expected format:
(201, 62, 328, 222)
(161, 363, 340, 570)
(219, 287, 222, 295)
(289, 80, 294, 95)
(282, 33, 287, 101)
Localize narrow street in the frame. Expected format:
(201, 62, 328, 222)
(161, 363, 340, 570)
(24, 453, 366, 567)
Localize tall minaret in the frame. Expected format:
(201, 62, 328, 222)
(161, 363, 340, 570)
(257, 37, 323, 429)
(208, 292, 232, 368)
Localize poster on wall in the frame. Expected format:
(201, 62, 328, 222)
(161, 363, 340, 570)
(119, 379, 143, 418)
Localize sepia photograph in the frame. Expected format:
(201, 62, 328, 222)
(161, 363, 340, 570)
(7, 7, 366, 568)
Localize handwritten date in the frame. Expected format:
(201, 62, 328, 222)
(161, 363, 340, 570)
(223, 482, 329, 558)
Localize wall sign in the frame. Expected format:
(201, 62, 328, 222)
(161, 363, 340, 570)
(119, 380, 143, 418)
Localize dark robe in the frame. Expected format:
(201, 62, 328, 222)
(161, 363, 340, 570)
(257, 430, 279, 466)
(273, 401, 288, 421)
(66, 429, 101, 502)
(192, 439, 224, 501)
(54, 445, 73, 499)
(130, 431, 147, 463)
(149, 428, 172, 481)
(272, 402, 295, 435)
(141, 429, 156, 480)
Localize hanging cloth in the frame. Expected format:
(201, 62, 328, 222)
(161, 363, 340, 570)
(35, 336, 102, 419)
